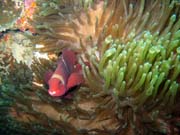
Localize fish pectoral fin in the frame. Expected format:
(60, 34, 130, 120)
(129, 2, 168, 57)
(67, 72, 84, 89)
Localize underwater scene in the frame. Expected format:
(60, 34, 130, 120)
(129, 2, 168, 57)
(0, 0, 180, 135)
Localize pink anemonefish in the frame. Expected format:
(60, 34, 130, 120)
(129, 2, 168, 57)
(45, 49, 84, 97)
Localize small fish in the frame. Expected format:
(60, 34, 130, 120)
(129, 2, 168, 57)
(45, 49, 84, 97)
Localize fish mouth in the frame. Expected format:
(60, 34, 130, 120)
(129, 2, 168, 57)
(48, 90, 57, 96)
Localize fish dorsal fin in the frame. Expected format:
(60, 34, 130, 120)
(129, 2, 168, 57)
(62, 49, 77, 72)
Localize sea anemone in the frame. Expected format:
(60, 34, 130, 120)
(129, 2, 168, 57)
(0, 0, 180, 135)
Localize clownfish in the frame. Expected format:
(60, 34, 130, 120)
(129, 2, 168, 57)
(45, 49, 84, 97)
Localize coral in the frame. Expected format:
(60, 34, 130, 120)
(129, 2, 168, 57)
(0, 0, 180, 135)
(0, 0, 36, 33)
(0, 0, 23, 31)
(9, 33, 35, 66)
(0, 37, 14, 77)
(0, 32, 35, 66)
(0, 61, 33, 135)
(15, 0, 37, 32)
